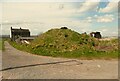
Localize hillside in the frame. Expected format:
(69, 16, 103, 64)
(30, 28, 101, 57)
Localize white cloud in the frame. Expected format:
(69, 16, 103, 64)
(2, 2, 94, 35)
(0, 3, 2, 35)
(96, 26, 118, 37)
(95, 14, 114, 23)
(2, 3, 78, 22)
(0, 3, 2, 23)
(99, 2, 118, 13)
(102, 29, 107, 32)
(77, 0, 100, 13)
(2, 0, 113, 2)
(2, 2, 101, 23)
(1, 0, 84, 2)
(2, 19, 92, 35)
(86, 17, 92, 22)
(2, 2, 118, 37)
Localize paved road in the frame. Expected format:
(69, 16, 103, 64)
(2, 41, 118, 79)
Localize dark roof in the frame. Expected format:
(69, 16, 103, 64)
(11, 28, 30, 33)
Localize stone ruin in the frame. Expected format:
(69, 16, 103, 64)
(90, 32, 102, 39)
(61, 27, 68, 29)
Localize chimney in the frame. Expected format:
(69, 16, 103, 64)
(10, 27, 12, 38)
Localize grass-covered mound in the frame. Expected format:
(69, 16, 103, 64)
(31, 28, 97, 49)
(9, 28, 118, 59)
(30, 28, 103, 58)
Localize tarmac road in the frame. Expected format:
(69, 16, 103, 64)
(1, 41, 118, 79)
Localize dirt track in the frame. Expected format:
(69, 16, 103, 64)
(1, 41, 118, 79)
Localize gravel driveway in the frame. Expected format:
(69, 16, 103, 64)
(1, 41, 118, 79)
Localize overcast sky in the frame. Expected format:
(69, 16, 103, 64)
(1, 0, 119, 36)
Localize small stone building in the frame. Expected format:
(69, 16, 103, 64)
(10, 27, 30, 41)
(90, 32, 102, 39)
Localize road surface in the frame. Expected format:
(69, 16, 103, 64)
(1, 41, 118, 79)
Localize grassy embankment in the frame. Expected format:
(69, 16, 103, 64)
(9, 28, 118, 59)
(0, 39, 4, 50)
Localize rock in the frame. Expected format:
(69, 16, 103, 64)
(61, 27, 68, 29)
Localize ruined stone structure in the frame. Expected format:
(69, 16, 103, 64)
(61, 27, 68, 29)
(10, 27, 30, 41)
(90, 32, 102, 39)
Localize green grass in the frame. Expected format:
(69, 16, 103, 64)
(8, 28, 118, 60)
(0, 40, 2, 50)
(9, 41, 118, 60)
(8, 40, 32, 53)
(0, 39, 4, 50)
